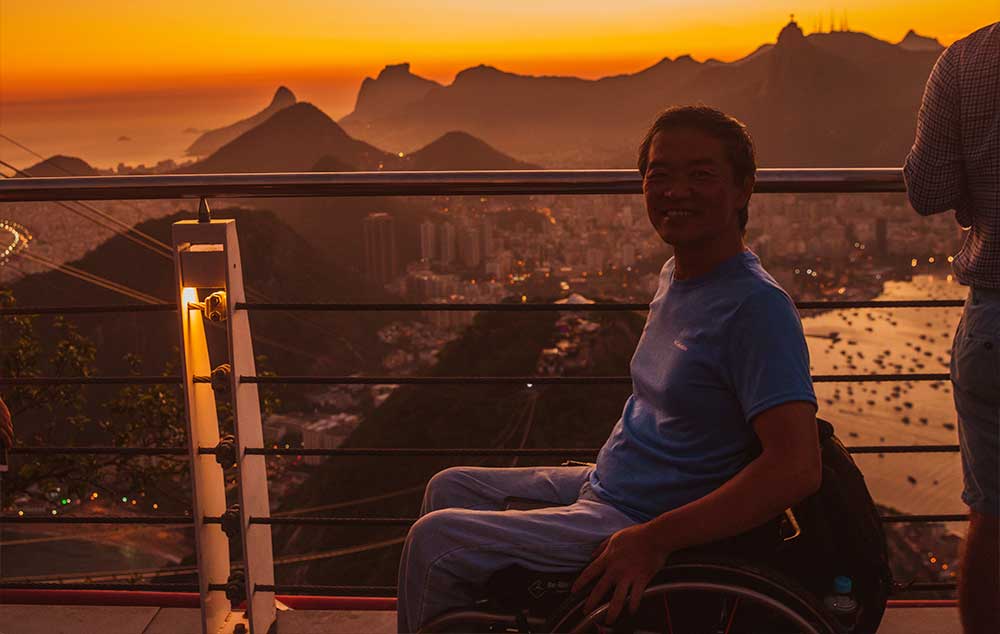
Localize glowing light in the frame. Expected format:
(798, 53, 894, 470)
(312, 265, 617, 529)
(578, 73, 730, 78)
(930, 557, 937, 563)
(941, 563, 949, 570)
(122, 496, 128, 502)
(526, 383, 533, 388)
(946, 274, 953, 282)
(17, 510, 24, 517)
(397, 152, 405, 158)
(51, 509, 58, 515)
(837, 287, 846, 295)
(911, 259, 918, 267)
(928, 257, 935, 263)
(153, 503, 159, 510)
(947, 255, 955, 263)
(521, 295, 527, 303)
(131, 499, 137, 505)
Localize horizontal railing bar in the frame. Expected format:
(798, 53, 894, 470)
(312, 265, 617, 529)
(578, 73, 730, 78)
(1, 515, 192, 525)
(250, 517, 413, 526)
(256, 584, 398, 596)
(242, 373, 949, 385)
(0, 168, 905, 202)
(9, 447, 188, 456)
(0, 299, 965, 318)
(243, 513, 968, 527)
(0, 582, 957, 597)
(0, 304, 178, 316)
(235, 299, 965, 312)
(0, 582, 200, 592)
(880, 514, 969, 523)
(894, 582, 958, 593)
(1, 444, 960, 459)
(0, 372, 951, 388)
(240, 444, 958, 457)
(0, 376, 183, 386)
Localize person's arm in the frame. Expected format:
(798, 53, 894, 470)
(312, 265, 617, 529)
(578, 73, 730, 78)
(643, 400, 821, 552)
(904, 47, 968, 216)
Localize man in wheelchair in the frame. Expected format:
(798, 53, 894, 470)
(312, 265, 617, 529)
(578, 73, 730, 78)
(397, 106, 825, 633)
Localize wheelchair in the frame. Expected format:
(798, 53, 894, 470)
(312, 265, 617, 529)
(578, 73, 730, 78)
(418, 468, 847, 634)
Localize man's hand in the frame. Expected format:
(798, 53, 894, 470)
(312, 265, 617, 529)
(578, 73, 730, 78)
(0, 396, 12, 449)
(570, 523, 671, 626)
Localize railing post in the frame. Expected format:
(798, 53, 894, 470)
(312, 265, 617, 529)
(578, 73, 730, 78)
(173, 215, 276, 633)
(221, 219, 277, 634)
(172, 219, 232, 634)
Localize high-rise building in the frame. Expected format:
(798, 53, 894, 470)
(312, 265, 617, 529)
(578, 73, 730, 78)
(481, 217, 495, 259)
(622, 243, 636, 268)
(875, 218, 889, 257)
(439, 222, 456, 265)
(419, 221, 437, 261)
(459, 226, 482, 268)
(363, 212, 398, 287)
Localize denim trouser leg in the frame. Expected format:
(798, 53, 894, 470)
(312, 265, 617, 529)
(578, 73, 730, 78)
(950, 288, 1000, 517)
(397, 466, 639, 633)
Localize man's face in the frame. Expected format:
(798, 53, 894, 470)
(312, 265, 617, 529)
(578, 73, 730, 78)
(642, 127, 751, 247)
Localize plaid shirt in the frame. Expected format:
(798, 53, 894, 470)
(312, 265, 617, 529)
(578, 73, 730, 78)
(904, 22, 1000, 289)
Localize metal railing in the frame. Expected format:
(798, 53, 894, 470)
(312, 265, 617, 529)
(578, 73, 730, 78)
(0, 169, 965, 632)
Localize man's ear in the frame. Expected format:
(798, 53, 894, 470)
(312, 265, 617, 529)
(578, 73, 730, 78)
(741, 175, 755, 208)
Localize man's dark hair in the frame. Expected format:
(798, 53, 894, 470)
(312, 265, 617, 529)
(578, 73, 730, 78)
(638, 105, 756, 233)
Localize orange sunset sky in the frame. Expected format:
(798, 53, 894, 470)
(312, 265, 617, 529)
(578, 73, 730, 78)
(1, 1, 995, 110)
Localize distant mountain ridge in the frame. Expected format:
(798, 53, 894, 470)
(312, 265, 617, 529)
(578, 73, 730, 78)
(177, 102, 537, 173)
(337, 21, 945, 167)
(23, 155, 98, 176)
(185, 86, 297, 158)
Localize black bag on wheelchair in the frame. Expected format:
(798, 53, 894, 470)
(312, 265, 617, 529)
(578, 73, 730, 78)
(683, 417, 893, 634)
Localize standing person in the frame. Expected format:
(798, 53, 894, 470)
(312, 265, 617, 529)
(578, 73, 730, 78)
(904, 21, 1000, 634)
(396, 106, 822, 633)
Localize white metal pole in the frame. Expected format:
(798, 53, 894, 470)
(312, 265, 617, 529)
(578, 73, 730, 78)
(221, 219, 277, 634)
(172, 219, 233, 634)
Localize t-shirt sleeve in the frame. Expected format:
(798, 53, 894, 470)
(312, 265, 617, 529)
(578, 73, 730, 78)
(727, 287, 817, 423)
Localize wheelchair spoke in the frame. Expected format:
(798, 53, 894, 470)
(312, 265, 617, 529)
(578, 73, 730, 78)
(663, 592, 674, 634)
(723, 596, 741, 634)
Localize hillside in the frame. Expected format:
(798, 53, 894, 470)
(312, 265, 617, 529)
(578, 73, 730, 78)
(177, 102, 393, 174)
(401, 131, 540, 170)
(22, 155, 99, 177)
(185, 86, 297, 158)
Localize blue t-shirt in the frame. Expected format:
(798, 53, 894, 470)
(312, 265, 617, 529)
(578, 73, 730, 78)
(588, 250, 816, 522)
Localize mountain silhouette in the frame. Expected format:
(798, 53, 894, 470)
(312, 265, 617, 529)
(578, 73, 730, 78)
(401, 131, 540, 170)
(897, 30, 944, 52)
(343, 63, 443, 127)
(178, 102, 393, 173)
(22, 155, 98, 177)
(338, 20, 944, 167)
(184, 86, 297, 158)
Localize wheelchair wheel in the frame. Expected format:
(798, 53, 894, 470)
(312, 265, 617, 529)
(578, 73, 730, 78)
(549, 558, 842, 634)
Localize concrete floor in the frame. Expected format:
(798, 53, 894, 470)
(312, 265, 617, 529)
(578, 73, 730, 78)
(0, 604, 960, 634)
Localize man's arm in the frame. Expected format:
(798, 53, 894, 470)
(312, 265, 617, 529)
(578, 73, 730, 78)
(904, 47, 967, 216)
(643, 400, 821, 553)
(572, 401, 821, 624)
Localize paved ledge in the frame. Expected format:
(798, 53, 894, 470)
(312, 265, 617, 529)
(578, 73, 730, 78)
(0, 604, 959, 634)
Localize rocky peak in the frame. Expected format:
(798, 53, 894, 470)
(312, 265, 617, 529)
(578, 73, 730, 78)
(897, 29, 944, 52)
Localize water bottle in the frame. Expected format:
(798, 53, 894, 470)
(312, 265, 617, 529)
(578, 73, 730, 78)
(823, 575, 859, 632)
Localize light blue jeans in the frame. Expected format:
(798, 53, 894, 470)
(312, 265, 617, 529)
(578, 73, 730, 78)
(396, 465, 640, 633)
(951, 286, 1000, 516)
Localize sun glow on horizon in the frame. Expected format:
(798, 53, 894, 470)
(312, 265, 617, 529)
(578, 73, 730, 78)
(1, 1, 994, 106)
